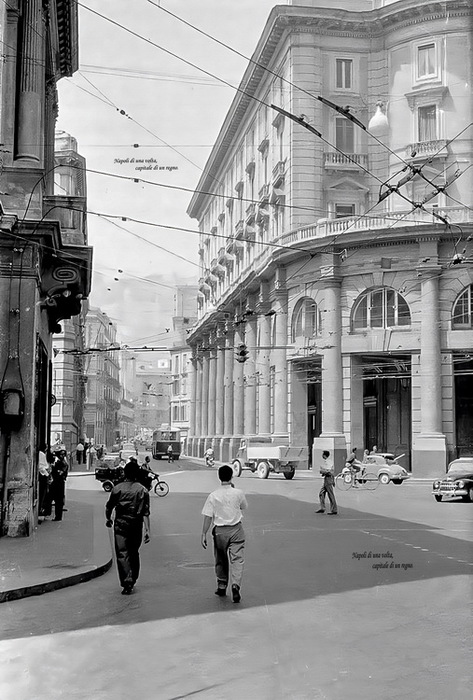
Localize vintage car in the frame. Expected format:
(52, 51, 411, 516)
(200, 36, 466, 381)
(432, 458, 473, 502)
(362, 453, 410, 485)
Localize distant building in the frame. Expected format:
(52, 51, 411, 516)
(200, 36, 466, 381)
(83, 309, 120, 448)
(134, 357, 172, 432)
(50, 132, 88, 454)
(118, 350, 137, 442)
(169, 286, 198, 447)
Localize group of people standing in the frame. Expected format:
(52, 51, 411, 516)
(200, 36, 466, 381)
(38, 446, 69, 521)
(75, 440, 105, 468)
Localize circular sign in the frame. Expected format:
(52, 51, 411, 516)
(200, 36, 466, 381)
(50, 394, 57, 407)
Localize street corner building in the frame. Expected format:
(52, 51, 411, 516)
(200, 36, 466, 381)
(0, 1, 92, 536)
(185, 0, 473, 478)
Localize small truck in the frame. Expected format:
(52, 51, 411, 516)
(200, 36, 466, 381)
(231, 437, 308, 480)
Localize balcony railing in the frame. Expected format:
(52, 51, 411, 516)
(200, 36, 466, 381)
(196, 206, 473, 323)
(324, 152, 368, 170)
(405, 139, 449, 161)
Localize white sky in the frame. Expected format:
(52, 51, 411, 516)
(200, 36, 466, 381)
(56, 0, 285, 344)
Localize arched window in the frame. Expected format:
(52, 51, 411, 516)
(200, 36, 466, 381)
(452, 285, 473, 328)
(291, 297, 318, 342)
(352, 288, 411, 331)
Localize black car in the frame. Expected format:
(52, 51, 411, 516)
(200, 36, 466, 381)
(432, 458, 473, 502)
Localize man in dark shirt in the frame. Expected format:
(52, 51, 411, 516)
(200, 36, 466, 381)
(105, 461, 151, 594)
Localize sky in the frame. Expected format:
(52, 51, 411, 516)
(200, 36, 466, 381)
(56, 0, 288, 345)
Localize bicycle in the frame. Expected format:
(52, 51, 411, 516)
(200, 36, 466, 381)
(335, 467, 379, 491)
(149, 472, 170, 497)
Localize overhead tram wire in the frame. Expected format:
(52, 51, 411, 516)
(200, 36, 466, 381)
(147, 0, 461, 194)
(77, 1, 473, 223)
(67, 76, 209, 177)
(57, 160, 446, 227)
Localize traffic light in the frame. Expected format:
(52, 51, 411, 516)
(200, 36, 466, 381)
(235, 343, 249, 363)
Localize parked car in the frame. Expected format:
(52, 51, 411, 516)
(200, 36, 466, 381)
(432, 458, 473, 502)
(362, 453, 410, 485)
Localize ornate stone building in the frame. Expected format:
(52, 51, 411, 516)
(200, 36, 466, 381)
(0, 2, 92, 536)
(186, 0, 473, 476)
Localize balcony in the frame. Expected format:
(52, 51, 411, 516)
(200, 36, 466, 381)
(323, 153, 368, 171)
(218, 247, 235, 266)
(405, 140, 449, 162)
(235, 219, 245, 238)
(272, 160, 286, 187)
(259, 184, 270, 202)
(211, 257, 226, 277)
(245, 202, 256, 224)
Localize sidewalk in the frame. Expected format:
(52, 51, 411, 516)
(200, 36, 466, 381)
(0, 476, 112, 604)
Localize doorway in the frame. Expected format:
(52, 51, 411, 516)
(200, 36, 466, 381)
(454, 355, 473, 456)
(362, 355, 411, 469)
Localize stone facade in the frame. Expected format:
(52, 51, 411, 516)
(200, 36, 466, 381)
(0, 2, 92, 536)
(186, 0, 473, 477)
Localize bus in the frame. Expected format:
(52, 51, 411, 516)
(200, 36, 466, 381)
(152, 428, 181, 460)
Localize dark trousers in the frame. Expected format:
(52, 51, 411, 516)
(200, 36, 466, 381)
(38, 475, 51, 516)
(76, 451, 84, 464)
(213, 522, 245, 589)
(319, 474, 337, 513)
(50, 480, 65, 520)
(114, 524, 143, 587)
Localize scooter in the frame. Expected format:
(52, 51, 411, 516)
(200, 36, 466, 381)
(205, 453, 215, 468)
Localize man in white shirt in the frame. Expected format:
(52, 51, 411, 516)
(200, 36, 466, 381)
(316, 450, 338, 515)
(201, 464, 248, 603)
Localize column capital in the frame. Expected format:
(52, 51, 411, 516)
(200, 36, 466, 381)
(415, 263, 442, 279)
(318, 265, 342, 288)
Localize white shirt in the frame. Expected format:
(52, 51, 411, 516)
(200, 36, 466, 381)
(201, 485, 248, 526)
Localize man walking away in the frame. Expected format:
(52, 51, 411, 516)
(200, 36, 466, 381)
(167, 444, 174, 463)
(75, 440, 84, 465)
(316, 450, 338, 515)
(105, 461, 151, 595)
(201, 464, 248, 603)
(50, 449, 69, 521)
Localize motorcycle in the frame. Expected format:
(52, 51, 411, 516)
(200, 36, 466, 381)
(205, 451, 215, 468)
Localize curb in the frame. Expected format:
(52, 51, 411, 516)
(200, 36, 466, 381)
(0, 557, 113, 604)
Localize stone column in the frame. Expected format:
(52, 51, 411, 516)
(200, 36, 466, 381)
(413, 266, 446, 475)
(233, 324, 245, 436)
(16, 0, 43, 162)
(194, 356, 203, 458)
(257, 285, 272, 435)
(207, 337, 217, 442)
(272, 286, 288, 436)
(314, 269, 346, 473)
(244, 314, 257, 435)
(215, 326, 226, 438)
(201, 342, 210, 438)
(188, 354, 197, 454)
(222, 327, 234, 460)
